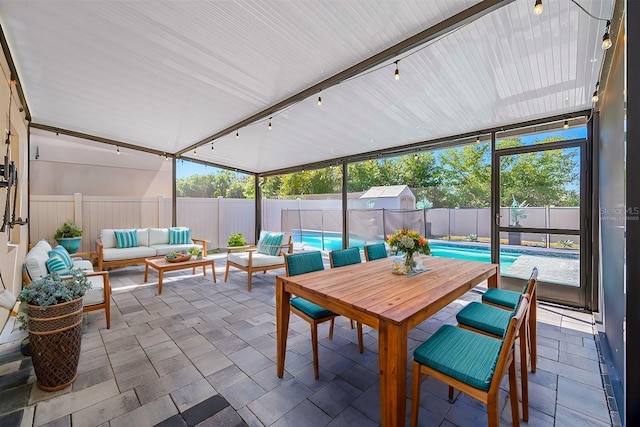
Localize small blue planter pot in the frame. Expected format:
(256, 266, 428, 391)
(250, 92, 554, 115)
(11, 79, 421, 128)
(55, 237, 82, 254)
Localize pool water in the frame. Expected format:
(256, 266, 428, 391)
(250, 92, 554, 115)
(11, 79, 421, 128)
(291, 230, 519, 271)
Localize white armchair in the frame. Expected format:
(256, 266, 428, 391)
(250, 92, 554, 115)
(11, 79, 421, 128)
(223, 231, 293, 291)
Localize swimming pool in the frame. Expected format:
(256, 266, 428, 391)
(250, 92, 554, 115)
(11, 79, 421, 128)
(291, 230, 520, 270)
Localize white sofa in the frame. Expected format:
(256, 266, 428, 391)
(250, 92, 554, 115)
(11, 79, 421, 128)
(96, 227, 207, 271)
(23, 240, 111, 328)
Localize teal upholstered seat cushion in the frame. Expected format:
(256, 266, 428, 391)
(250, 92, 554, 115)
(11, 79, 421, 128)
(290, 296, 336, 320)
(330, 247, 361, 268)
(456, 302, 511, 338)
(285, 251, 324, 276)
(482, 287, 521, 308)
(413, 324, 502, 391)
(364, 243, 387, 261)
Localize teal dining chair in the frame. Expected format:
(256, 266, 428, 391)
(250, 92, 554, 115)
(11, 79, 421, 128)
(455, 267, 538, 421)
(482, 267, 539, 373)
(284, 251, 363, 379)
(363, 243, 387, 261)
(410, 294, 530, 427)
(329, 247, 364, 353)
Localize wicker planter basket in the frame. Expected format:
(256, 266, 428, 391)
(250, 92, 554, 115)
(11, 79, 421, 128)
(27, 298, 83, 391)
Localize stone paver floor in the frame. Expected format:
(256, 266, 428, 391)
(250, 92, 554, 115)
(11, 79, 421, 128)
(0, 253, 617, 426)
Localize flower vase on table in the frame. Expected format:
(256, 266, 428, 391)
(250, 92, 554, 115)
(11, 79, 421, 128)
(387, 229, 430, 275)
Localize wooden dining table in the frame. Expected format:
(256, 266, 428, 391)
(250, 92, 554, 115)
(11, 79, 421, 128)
(276, 255, 499, 427)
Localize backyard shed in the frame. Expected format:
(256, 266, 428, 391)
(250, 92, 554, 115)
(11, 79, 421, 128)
(358, 185, 415, 209)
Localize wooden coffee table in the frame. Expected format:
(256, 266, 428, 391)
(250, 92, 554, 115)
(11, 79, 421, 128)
(144, 256, 216, 294)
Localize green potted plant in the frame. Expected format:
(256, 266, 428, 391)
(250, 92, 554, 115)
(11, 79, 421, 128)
(227, 233, 247, 247)
(54, 220, 83, 254)
(188, 246, 203, 259)
(18, 269, 91, 391)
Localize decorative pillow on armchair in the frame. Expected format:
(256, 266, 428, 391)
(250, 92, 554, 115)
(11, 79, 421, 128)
(257, 232, 284, 256)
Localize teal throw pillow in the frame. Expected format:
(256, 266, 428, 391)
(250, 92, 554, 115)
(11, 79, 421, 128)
(258, 233, 284, 256)
(169, 228, 191, 245)
(49, 245, 73, 269)
(46, 254, 69, 275)
(115, 230, 138, 249)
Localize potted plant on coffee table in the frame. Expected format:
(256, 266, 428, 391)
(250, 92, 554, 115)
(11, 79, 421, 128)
(18, 269, 91, 391)
(54, 220, 83, 254)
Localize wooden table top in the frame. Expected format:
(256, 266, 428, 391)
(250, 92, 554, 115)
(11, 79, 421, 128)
(145, 256, 213, 269)
(277, 256, 498, 328)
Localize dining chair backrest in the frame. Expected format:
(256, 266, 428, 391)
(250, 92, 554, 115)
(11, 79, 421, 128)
(329, 247, 362, 268)
(364, 243, 388, 261)
(491, 293, 530, 384)
(284, 251, 325, 277)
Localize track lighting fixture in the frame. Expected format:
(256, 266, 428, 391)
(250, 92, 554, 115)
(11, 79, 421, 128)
(533, 0, 543, 16)
(602, 20, 612, 50)
(268, 118, 272, 130)
(193, 148, 197, 156)
(476, 136, 480, 143)
(592, 82, 600, 102)
(236, 130, 239, 139)
(394, 61, 399, 81)
(317, 96, 322, 106)
(116, 146, 120, 155)
(211, 143, 214, 151)
(563, 120, 569, 130)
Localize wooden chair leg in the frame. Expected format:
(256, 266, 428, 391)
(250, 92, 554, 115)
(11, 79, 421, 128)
(530, 297, 537, 372)
(247, 270, 252, 292)
(410, 362, 421, 427)
(519, 322, 529, 421)
(356, 322, 363, 353)
(223, 263, 230, 282)
(508, 353, 521, 427)
(329, 318, 334, 340)
(350, 319, 355, 329)
(487, 391, 499, 427)
(311, 321, 320, 380)
(448, 386, 454, 401)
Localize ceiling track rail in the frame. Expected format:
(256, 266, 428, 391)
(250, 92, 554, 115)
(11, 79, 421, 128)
(254, 109, 591, 177)
(0, 23, 31, 122)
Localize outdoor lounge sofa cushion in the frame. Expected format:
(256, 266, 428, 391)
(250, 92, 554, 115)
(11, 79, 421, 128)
(97, 227, 204, 269)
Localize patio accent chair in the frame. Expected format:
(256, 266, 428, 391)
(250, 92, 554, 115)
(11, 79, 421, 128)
(23, 240, 111, 329)
(410, 294, 530, 427)
(363, 243, 387, 261)
(224, 231, 293, 292)
(454, 267, 538, 421)
(328, 247, 364, 353)
(482, 267, 539, 373)
(284, 251, 363, 379)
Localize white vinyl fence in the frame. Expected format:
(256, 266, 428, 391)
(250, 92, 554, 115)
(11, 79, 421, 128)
(29, 194, 580, 253)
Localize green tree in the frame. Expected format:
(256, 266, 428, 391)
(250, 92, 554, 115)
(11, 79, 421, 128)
(437, 143, 492, 208)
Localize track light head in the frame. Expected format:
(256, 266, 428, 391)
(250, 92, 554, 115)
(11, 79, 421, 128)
(268, 118, 272, 130)
(533, 0, 543, 16)
(563, 120, 569, 130)
(236, 130, 239, 139)
(317, 96, 322, 106)
(394, 61, 399, 81)
(116, 146, 120, 155)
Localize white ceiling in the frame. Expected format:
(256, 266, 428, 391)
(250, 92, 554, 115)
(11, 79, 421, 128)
(0, 0, 614, 174)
